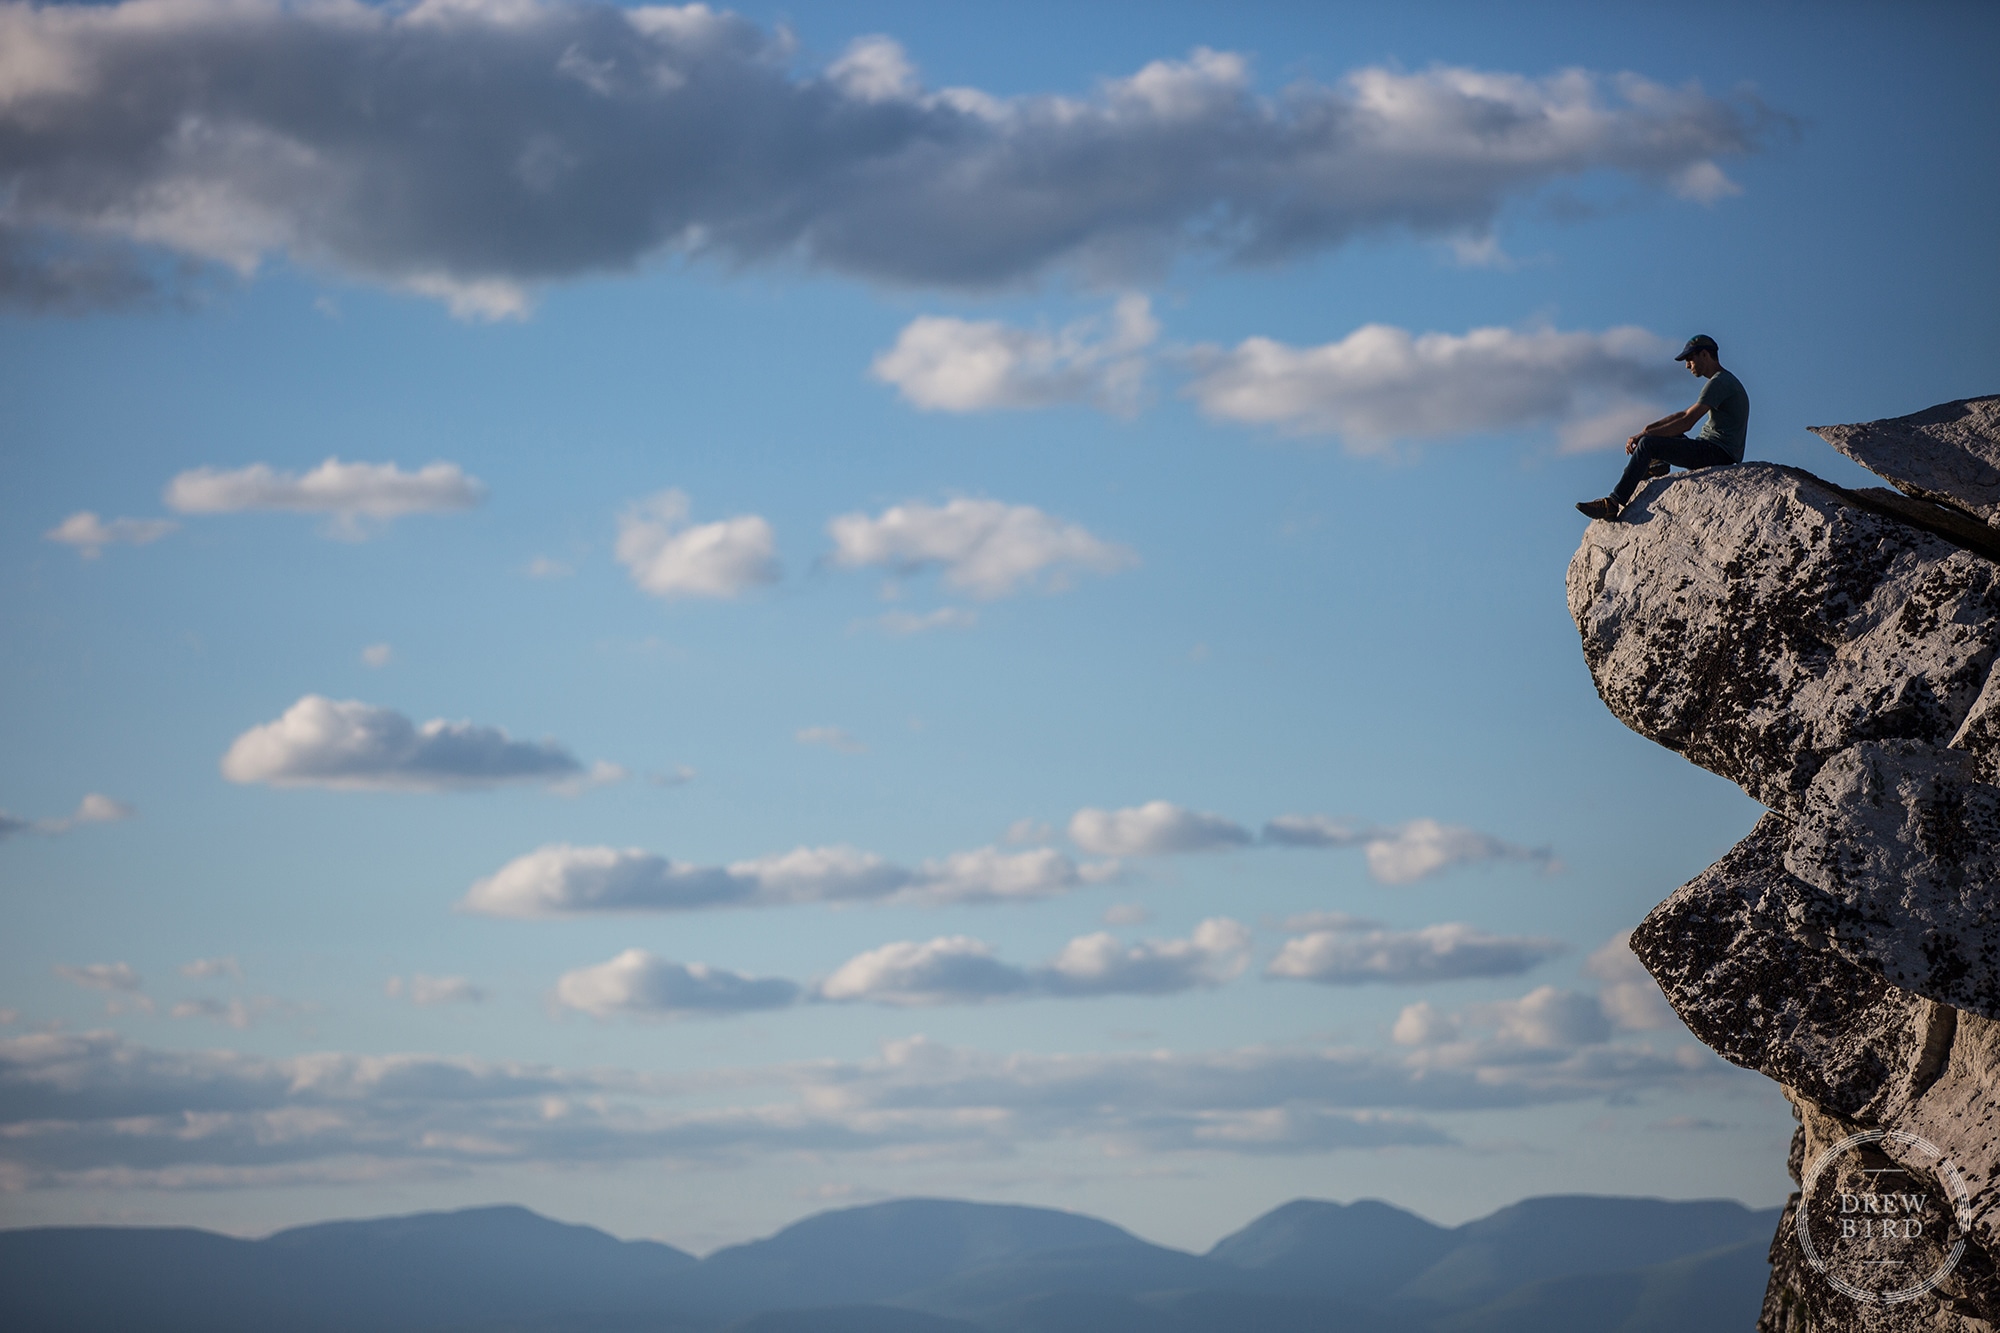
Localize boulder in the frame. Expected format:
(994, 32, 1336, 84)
(1568, 462, 2000, 813)
(1631, 814, 1952, 1123)
(1812, 396, 2000, 526)
(1785, 741, 2000, 1019)
(1760, 1096, 2000, 1332)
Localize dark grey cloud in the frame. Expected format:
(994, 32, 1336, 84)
(0, 2, 1772, 313)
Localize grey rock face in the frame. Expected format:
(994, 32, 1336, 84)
(1632, 814, 1951, 1122)
(1761, 1097, 2000, 1333)
(1890, 1013, 2000, 1266)
(1568, 462, 2000, 813)
(1786, 742, 2000, 1020)
(1813, 396, 2000, 526)
(1952, 669, 2000, 784)
(1572, 415, 2000, 1333)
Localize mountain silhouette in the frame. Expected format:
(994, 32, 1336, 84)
(0, 1193, 1783, 1332)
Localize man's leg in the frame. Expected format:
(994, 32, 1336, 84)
(1611, 435, 1735, 506)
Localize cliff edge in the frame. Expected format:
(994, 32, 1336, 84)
(1569, 396, 2000, 1332)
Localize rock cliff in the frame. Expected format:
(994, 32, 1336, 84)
(1569, 396, 2000, 1332)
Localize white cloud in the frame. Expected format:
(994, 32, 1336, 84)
(1101, 903, 1152, 926)
(44, 511, 177, 557)
(1585, 931, 1680, 1032)
(1183, 323, 1678, 454)
(360, 643, 393, 668)
(0, 4, 1769, 312)
(53, 963, 142, 993)
(463, 845, 760, 916)
(163, 459, 484, 536)
(1068, 801, 1250, 856)
(1481, 986, 1616, 1048)
(460, 841, 1110, 916)
(904, 846, 1118, 905)
(179, 957, 242, 981)
(220, 695, 583, 791)
(1037, 918, 1251, 995)
(796, 726, 865, 754)
(872, 295, 1156, 415)
(525, 556, 575, 579)
(818, 918, 1250, 1005)
(819, 937, 1030, 1006)
(385, 974, 485, 1007)
(1391, 1001, 1460, 1047)
(827, 499, 1135, 598)
(1392, 986, 1614, 1053)
(0, 794, 136, 841)
(556, 950, 801, 1019)
(1267, 921, 1563, 985)
(1361, 820, 1556, 884)
(615, 490, 779, 600)
(1262, 814, 1555, 884)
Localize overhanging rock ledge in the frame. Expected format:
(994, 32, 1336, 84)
(1569, 398, 2000, 1332)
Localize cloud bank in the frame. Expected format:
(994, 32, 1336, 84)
(827, 499, 1134, 598)
(0, 1, 1768, 312)
(221, 695, 584, 791)
(0, 1005, 1730, 1187)
(462, 842, 1113, 916)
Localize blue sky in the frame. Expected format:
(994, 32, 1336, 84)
(2, 0, 1996, 1252)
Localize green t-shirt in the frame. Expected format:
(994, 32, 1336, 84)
(1695, 367, 1749, 462)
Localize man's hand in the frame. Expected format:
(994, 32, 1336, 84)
(1626, 434, 1642, 455)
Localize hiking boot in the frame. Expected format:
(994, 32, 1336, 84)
(1575, 497, 1621, 521)
(1646, 458, 1671, 479)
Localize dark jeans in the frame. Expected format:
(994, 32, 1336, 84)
(1612, 434, 1737, 504)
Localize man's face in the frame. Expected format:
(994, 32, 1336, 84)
(1683, 350, 1718, 377)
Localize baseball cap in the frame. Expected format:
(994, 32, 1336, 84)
(1674, 334, 1719, 361)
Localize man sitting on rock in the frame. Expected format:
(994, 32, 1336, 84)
(1576, 334, 1749, 520)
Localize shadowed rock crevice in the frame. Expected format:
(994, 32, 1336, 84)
(1571, 394, 2000, 1332)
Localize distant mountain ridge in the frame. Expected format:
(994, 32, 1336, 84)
(0, 1193, 1781, 1333)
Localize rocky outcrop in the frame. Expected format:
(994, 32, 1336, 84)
(1571, 399, 2000, 1331)
(1813, 396, 2000, 525)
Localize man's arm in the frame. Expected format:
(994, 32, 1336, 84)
(1626, 401, 1712, 452)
